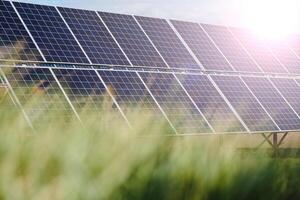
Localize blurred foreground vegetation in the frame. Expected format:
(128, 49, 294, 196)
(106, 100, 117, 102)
(0, 90, 300, 200)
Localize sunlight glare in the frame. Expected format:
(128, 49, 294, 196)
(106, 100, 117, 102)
(242, 0, 300, 40)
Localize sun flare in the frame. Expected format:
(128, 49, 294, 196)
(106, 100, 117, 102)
(242, 0, 300, 40)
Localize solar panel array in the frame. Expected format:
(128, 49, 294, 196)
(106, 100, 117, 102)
(1, 0, 300, 134)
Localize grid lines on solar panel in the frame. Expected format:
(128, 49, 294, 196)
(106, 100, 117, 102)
(4, 67, 73, 127)
(135, 16, 200, 70)
(212, 75, 279, 132)
(288, 35, 300, 58)
(0, 0, 41, 61)
(98, 12, 167, 68)
(176, 74, 246, 133)
(98, 70, 171, 128)
(230, 27, 288, 74)
(271, 78, 300, 116)
(139, 72, 212, 134)
(52, 68, 129, 124)
(170, 20, 233, 71)
(13, 2, 89, 64)
(202, 24, 261, 73)
(58, 7, 130, 66)
(242, 77, 300, 131)
(266, 40, 300, 74)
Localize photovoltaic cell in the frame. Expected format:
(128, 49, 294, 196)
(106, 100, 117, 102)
(4, 67, 72, 126)
(212, 75, 279, 132)
(98, 12, 167, 68)
(242, 77, 300, 131)
(97, 70, 171, 128)
(0, 0, 41, 61)
(202, 24, 261, 73)
(171, 20, 233, 71)
(58, 7, 130, 66)
(13, 2, 89, 63)
(176, 74, 246, 133)
(266, 40, 300, 74)
(135, 16, 200, 69)
(288, 35, 300, 57)
(230, 27, 288, 74)
(139, 72, 212, 134)
(271, 78, 300, 115)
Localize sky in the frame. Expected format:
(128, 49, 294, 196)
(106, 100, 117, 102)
(13, 0, 300, 34)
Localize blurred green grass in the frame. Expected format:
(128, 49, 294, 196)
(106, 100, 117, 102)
(0, 87, 300, 200)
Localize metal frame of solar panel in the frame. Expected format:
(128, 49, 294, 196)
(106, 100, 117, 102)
(1, 1, 300, 146)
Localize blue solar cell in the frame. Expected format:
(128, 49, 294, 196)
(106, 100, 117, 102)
(139, 72, 212, 134)
(202, 24, 261, 73)
(98, 12, 167, 68)
(176, 74, 246, 133)
(58, 7, 130, 66)
(0, 0, 41, 61)
(135, 16, 200, 70)
(212, 75, 279, 132)
(271, 78, 300, 115)
(242, 77, 300, 131)
(13, 2, 89, 63)
(171, 20, 234, 71)
(230, 27, 288, 74)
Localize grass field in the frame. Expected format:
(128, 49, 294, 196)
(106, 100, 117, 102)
(0, 88, 300, 200)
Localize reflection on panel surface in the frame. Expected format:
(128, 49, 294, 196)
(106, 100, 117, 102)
(171, 20, 233, 71)
(202, 24, 261, 73)
(212, 75, 279, 132)
(136, 16, 199, 69)
(139, 72, 212, 134)
(176, 74, 246, 133)
(0, 1, 41, 61)
(14, 2, 89, 63)
(242, 77, 300, 131)
(58, 7, 130, 66)
(99, 12, 167, 68)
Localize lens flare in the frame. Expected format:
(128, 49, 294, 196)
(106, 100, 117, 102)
(242, 0, 300, 40)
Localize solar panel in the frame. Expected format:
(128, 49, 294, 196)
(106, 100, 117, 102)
(139, 72, 212, 134)
(242, 77, 300, 131)
(176, 74, 246, 133)
(266, 40, 300, 74)
(270, 78, 300, 115)
(98, 12, 167, 68)
(135, 16, 200, 70)
(202, 24, 262, 73)
(0, 0, 41, 61)
(58, 7, 130, 66)
(3, 66, 72, 127)
(288, 35, 300, 57)
(170, 20, 234, 71)
(212, 75, 279, 132)
(13, 2, 89, 63)
(97, 70, 171, 128)
(230, 27, 289, 74)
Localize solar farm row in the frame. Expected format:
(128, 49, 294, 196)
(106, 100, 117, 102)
(2, 65, 300, 134)
(1, 0, 300, 134)
(1, 0, 300, 74)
